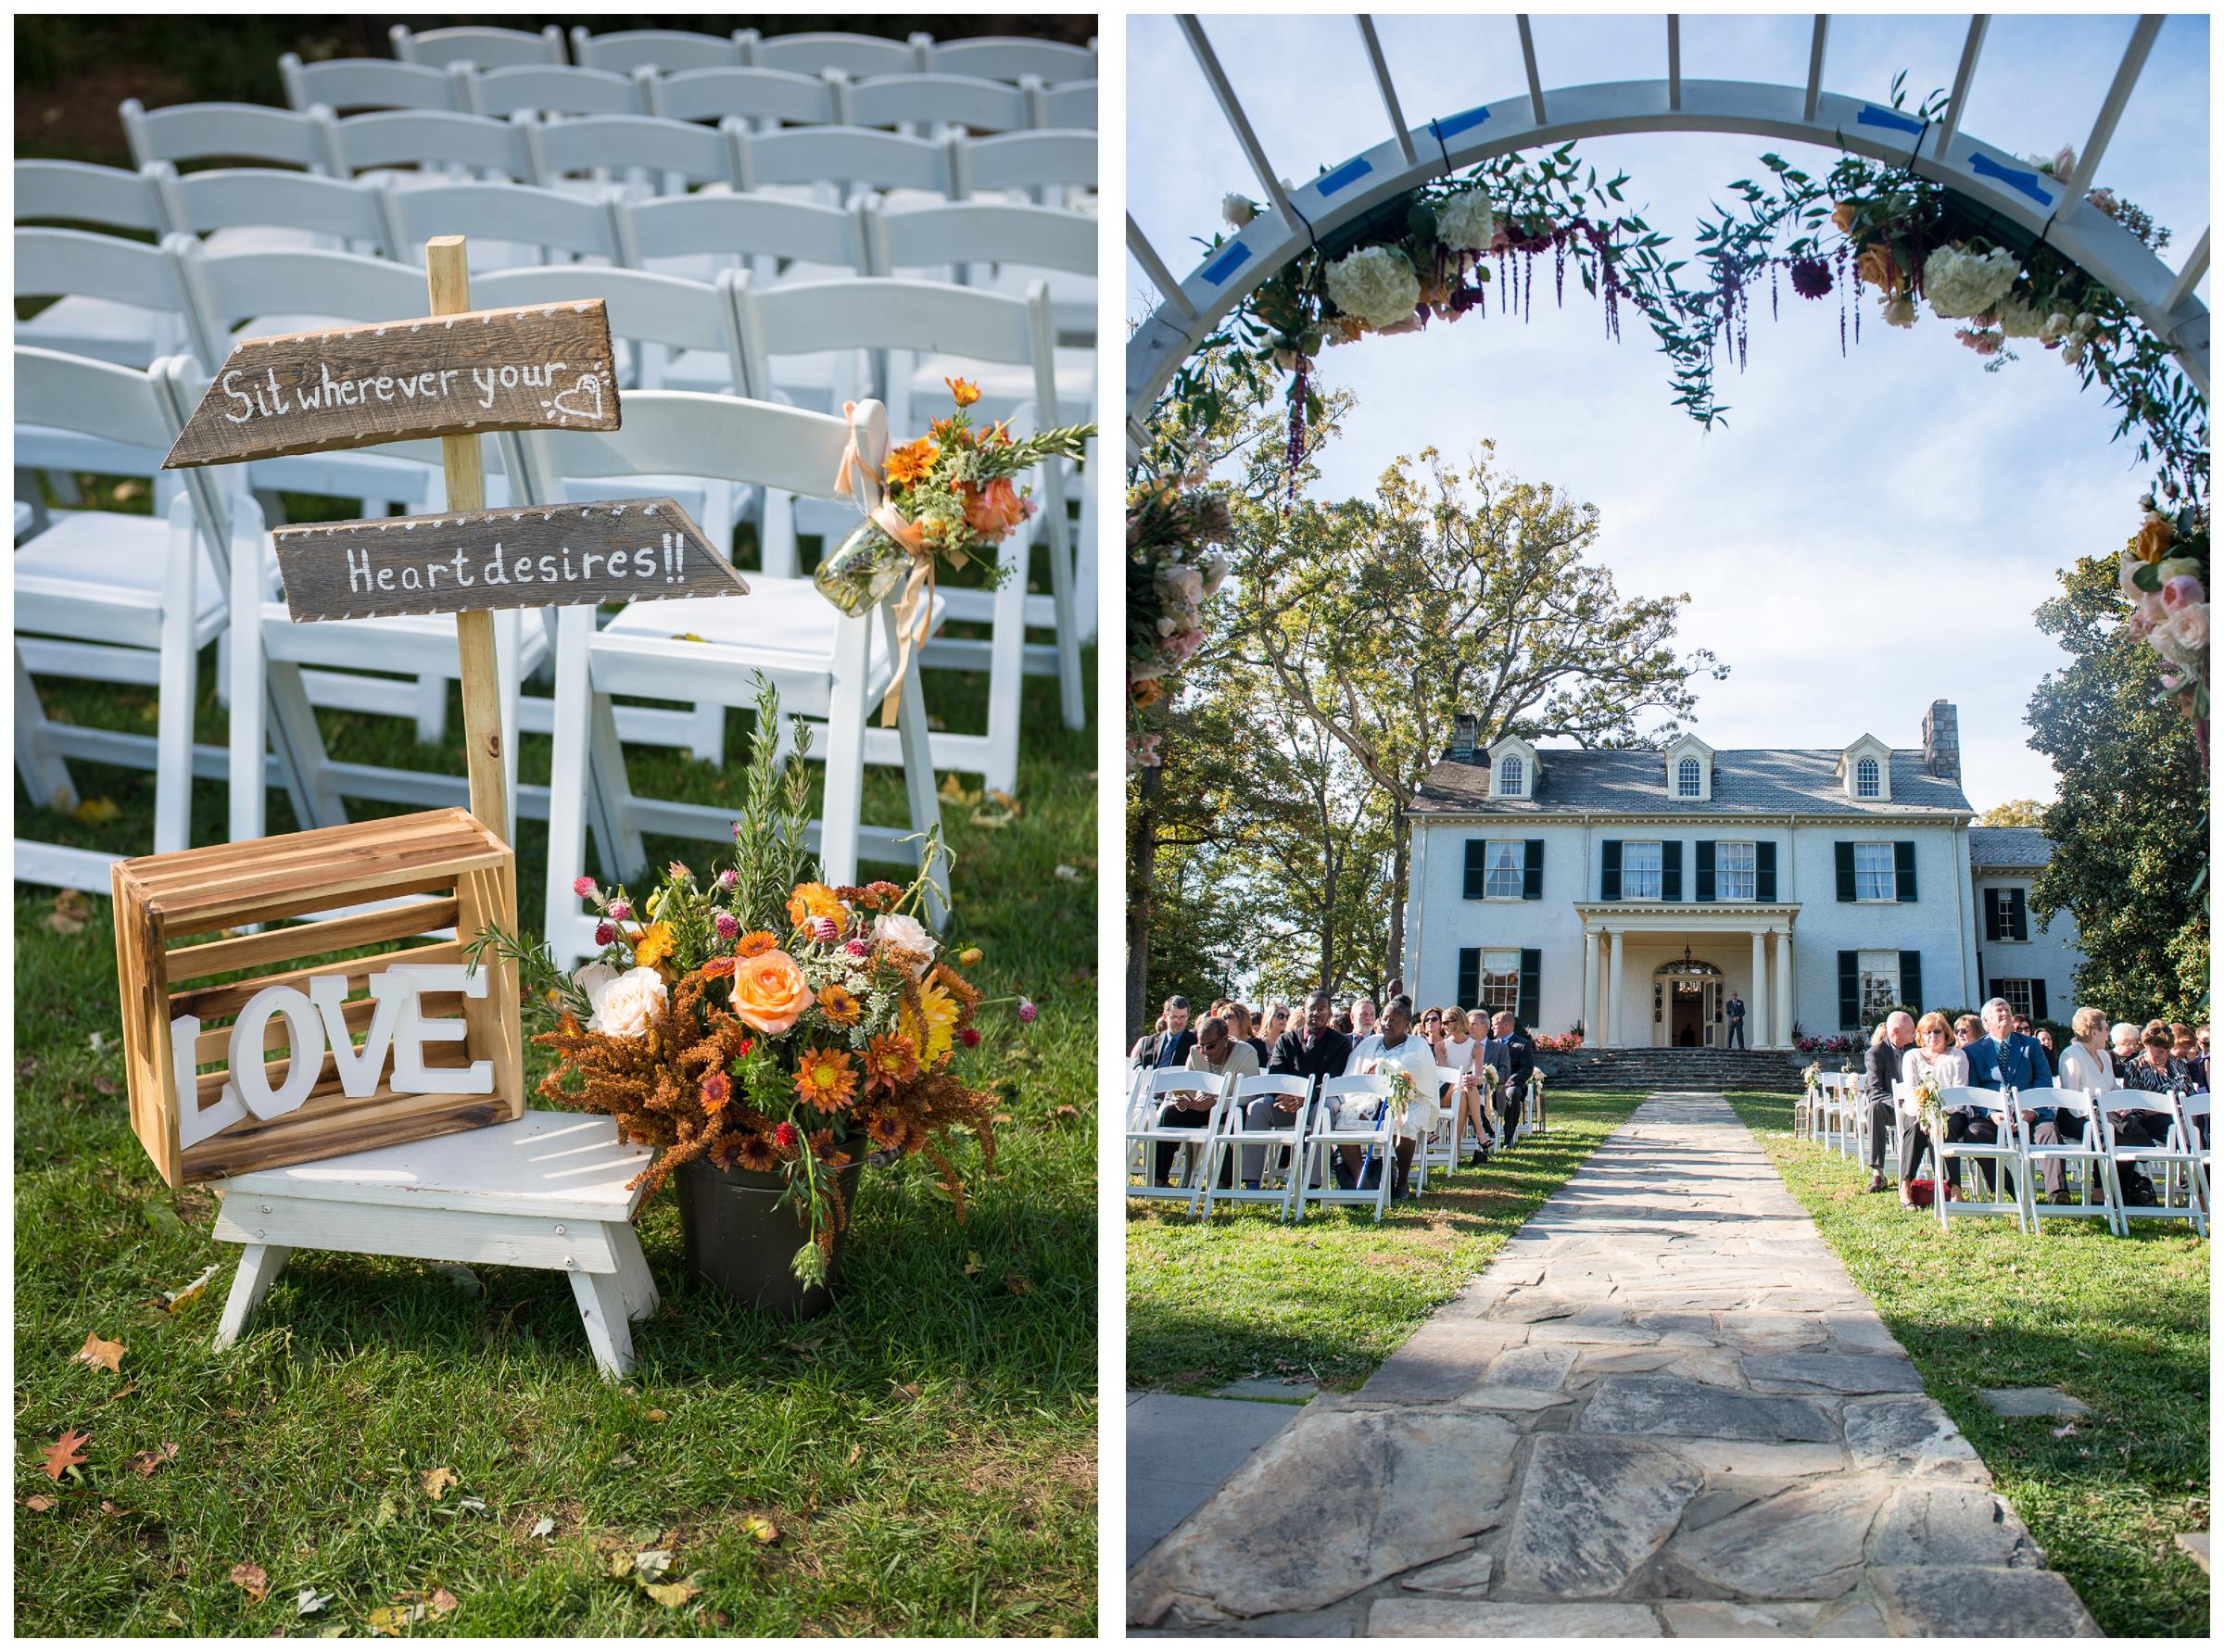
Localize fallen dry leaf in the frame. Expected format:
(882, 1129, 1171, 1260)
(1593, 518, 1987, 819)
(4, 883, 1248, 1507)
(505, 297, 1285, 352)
(70, 797, 122, 827)
(73, 1332, 126, 1373)
(297, 1587, 332, 1616)
(1003, 1272, 1033, 1296)
(427, 1588, 458, 1618)
(741, 1514, 779, 1545)
(44, 889, 94, 934)
(160, 1262, 222, 1312)
(229, 1561, 269, 1601)
(130, 1442, 180, 1477)
(41, 1428, 90, 1480)
(529, 1516, 556, 1539)
(643, 1579, 700, 1608)
(962, 1251, 982, 1275)
(24, 1494, 56, 1512)
(94, 1075, 119, 1095)
(846, 1444, 864, 1468)
(421, 1466, 457, 1501)
(645, 1408, 668, 1423)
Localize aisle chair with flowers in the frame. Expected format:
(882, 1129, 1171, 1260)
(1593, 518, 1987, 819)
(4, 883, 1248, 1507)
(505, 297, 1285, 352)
(1932, 1087, 2034, 1233)
(1126, 1068, 1233, 1216)
(2174, 1092, 2211, 1229)
(1292, 1074, 1396, 1224)
(2010, 1089, 2120, 1233)
(1199, 1073, 1314, 1219)
(2096, 1090, 2206, 1237)
(1414, 1063, 1472, 1187)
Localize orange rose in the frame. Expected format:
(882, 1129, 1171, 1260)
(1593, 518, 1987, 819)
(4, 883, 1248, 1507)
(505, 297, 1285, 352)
(962, 476, 1032, 540)
(2135, 514, 2176, 563)
(1855, 244, 1904, 296)
(1830, 201, 1857, 235)
(729, 947, 815, 1035)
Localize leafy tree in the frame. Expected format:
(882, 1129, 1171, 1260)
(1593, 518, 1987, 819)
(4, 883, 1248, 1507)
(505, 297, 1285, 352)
(1978, 799, 2049, 827)
(2027, 552, 2209, 1019)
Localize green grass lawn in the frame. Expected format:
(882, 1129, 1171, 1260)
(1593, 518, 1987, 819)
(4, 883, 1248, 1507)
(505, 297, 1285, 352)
(1727, 1091, 2210, 1640)
(1126, 1091, 1644, 1393)
(13, 523, 1100, 1636)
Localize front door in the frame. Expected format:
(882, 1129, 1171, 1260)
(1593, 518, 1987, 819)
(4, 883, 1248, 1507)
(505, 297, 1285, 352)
(1672, 984, 1706, 1047)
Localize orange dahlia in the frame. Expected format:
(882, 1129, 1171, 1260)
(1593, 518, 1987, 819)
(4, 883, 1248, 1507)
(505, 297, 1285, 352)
(786, 881, 846, 928)
(795, 1046, 859, 1111)
(865, 1032, 921, 1091)
(884, 438, 937, 486)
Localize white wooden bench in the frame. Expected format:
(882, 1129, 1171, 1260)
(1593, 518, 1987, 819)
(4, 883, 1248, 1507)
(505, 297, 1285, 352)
(210, 1110, 658, 1379)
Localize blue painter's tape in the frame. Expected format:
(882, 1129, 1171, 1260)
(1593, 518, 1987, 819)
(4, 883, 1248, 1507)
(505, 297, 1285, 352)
(1200, 242, 1252, 285)
(1317, 156, 1372, 196)
(1432, 103, 1492, 140)
(1854, 104, 1924, 136)
(1969, 150, 2053, 208)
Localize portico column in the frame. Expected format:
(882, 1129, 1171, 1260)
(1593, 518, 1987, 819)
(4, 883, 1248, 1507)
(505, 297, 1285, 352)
(1607, 930, 1625, 1049)
(1774, 928, 1794, 1047)
(1580, 928, 1598, 1042)
(1749, 929, 1767, 1050)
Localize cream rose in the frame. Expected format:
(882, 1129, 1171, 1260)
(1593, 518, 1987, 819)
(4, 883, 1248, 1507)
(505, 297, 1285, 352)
(871, 911, 939, 977)
(586, 965, 667, 1038)
(2162, 602, 2209, 651)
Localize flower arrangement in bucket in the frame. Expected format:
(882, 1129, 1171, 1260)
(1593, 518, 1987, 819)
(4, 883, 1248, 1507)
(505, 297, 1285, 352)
(472, 682, 1020, 1309)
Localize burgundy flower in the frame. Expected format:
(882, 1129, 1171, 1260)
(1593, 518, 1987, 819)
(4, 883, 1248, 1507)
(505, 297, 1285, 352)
(1017, 999, 1039, 1024)
(714, 912, 739, 940)
(846, 939, 870, 957)
(811, 915, 841, 944)
(775, 1121, 800, 1150)
(594, 921, 616, 947)
(959, 1027, 981, 1049)
(1789, 257, 1832, 299)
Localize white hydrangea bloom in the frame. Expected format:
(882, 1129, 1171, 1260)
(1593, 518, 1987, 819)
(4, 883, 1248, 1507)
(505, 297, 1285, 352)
(1923, 244, 2020, 320)
(1994, 296, 2047, 338)
(1324, 245, 1422, 330)
(1435, 191, 1497, 253)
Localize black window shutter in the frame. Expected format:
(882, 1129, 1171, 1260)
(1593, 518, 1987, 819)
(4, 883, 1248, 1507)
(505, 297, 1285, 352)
(1661, 840, 1682, 901)
(1983, 888, 2001, 940)
(1457, 948, 1480, 1007)
(1522, 839, 1544, 900)
(2032, 980, 2048, 1022)
(1899, 950, 1923, 1012)
(1988, 977, 2005, 1002)
(1600, 839, 1622, 901)
(1834, 841, 1855, 902)
(1694, 840, 1716, 902)
(1518, 949, 1541, 1028)
(1462, 839, 1487, 900)
(1838, 952, 1860, 1028)
(2009, 889, 2028, 940)
(1894, 839, 1918, 902)
(1755, 841, 1776, 902)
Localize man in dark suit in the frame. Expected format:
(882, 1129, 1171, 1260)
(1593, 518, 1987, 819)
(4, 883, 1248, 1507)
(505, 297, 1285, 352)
(1725, 990, 1748, 1050)
(1261, 990, 1356, 1188)
(1143, 996, 1196, 1069)
(1962, 996, 2069, 1201)
(1859, 1012, 1915, 1192)
(1485, 1012, 1535, 1147)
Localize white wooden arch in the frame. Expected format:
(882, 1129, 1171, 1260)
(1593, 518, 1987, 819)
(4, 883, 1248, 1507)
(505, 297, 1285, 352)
(1126, 14, 2210, 450)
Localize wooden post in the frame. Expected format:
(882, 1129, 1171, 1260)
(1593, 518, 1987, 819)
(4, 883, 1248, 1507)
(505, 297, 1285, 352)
(423, 237, 522, 1097)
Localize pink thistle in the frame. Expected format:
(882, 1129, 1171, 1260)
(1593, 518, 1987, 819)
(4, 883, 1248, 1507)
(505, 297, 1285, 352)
(594, 921, 616, 947)
(775, 1121, 800, 1150)
(811, 915, 840, 944)
(845, 939, 870, 957)
(717, 869, 739, 891)
(714, 912, 739, 940)
(608, 899, 633, 921)
(572, 875, 599, 901)
(1017, 999, 1039, 1024)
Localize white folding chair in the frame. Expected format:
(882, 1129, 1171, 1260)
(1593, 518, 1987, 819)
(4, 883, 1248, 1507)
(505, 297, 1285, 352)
(389, 22, 567, 69)
(925, 37, 1096, 84)
(1412, 1062, 1472, 1188)
(952, 130, 1096, 208)
(1934, 1087, 2033, 1232)
(570, 27, 748, 74)
(2013, 1089, 2121, 1233)
(12, 350, 282, 889)
(524, 113, 736, 199)
(730, 273, 1081, 787)
(120, 99, 330, 173)
(462, 63, 648, 120)
(616, 191, 866, 336)
(1293, 1075, 1397, 1223)
(642, 67, 839, 131)
(737, 127, 955, 206)
(280, 55, 461, 114)
(1200, 1074, 1313, 1218)
(155, 164, 399, 260)
(318, 108, 536, 185)
(15, 162, 180, 371)
(379, 177, 625, 270)
(836, 74, 1031, 136)
(1126, 1068, 1232, 1215)
(508, 393, 945, 965)
(1029, 81, 1099, 132)
(747, 31, 925, 79)
(2175, 1091, 2212, 1230)
(2097, 1091, 2206, 1237)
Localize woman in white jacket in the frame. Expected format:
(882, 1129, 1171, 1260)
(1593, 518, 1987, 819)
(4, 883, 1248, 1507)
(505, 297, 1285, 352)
(2057, 1005, 2118, 1096)
(1897, 1011, 1969, 1207)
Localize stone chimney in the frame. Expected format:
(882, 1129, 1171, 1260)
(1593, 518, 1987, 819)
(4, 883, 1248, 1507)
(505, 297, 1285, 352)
(1923, 700, 1960, 780)
(1451, 713, 1477, 759)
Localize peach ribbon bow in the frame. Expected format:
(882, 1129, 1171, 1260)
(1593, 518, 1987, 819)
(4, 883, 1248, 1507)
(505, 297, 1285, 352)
(835, 400, 932, 727)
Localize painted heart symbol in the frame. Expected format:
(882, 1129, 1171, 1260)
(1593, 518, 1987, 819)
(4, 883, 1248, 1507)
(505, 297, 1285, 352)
(546, 373, 603, 423)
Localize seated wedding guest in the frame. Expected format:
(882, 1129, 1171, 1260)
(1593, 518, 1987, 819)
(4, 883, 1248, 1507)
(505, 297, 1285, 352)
(1227, 1002, 1269, 1066)
(2105, 1026, 2189, 1204)
(2110, 1021, 2143, 1079)
(1251, 992, 1354, 1188)
(2171, 1023, 2206, 1090)
(2035, 1025, 2057, 1061)
(1346, 996, 1441, 1201)
(1898, 1011, 1967, 1206)
(1350, 998, 1379, 1040)
(1859, 1013, 1915, 1193)
(1967, 996, 2070, 1202)
(1141, 996, 1197, 1068)
(1129, 1014, 1164, 1069)
(1954, 1015, 1983, 1049)
(1460, 1009, 1498, 1164)
(1150, 1015, 1258, 1187)
(1331, 1012, 1355, 1037)
(1434, 1005, 1482, 1167)
(2057, 1006, 2118, 1096)
(1260, 1003, 1291, 1052)
(1418, 1006, 1444, 1048)
(1482, 1011, 1535, 1147)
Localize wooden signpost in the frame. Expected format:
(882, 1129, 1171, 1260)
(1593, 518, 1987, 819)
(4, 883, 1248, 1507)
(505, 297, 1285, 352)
(272, 497, 745, 622)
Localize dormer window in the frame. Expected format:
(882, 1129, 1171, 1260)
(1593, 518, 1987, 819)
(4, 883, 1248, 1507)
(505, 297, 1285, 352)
(1839, 735, 1892, 802)
(1676, 757, 1701, 798)
(1497, 754, 1524, 797)
(1855, 756, 1880, 799)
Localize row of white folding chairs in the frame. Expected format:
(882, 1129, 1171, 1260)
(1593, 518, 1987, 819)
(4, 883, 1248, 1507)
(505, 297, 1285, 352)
(377, 23, 1093, 83)
(1123, 1068, 1404, 1224)
(282, 54, 1096, 133)
(118, 101, 1095, 208)
(14, 348, 948, 952)
(1802, 1070, 1860, 1154)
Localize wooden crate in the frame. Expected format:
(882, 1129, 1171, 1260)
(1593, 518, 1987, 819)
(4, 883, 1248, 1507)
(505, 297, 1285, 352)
(111, 809, 524, 1186)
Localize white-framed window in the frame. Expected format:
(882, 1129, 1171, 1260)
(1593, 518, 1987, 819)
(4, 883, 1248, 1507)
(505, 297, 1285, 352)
(1483, 840, 1524, 900)
(1855, 755, 1880, 798)
(1997, 978, 2035, 1021)
(1852, 841, 1895, 901)
(1622, 840, 1662, 900)
(1676, 756, 1701, 797)
(1497, 754, 1524, 796)
(1475, 949, 1522, 1013)
(1716, 841, 1756, 901)
(1858, 950, 1902, 1020)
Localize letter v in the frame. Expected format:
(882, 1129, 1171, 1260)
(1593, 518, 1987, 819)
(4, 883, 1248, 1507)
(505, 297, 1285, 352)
(310, 973, 412, 1098)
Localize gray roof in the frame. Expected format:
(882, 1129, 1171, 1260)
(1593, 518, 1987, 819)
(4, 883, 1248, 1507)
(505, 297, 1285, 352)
(1967, 826, 2053, 869)
(1413, 748, 1975, 817)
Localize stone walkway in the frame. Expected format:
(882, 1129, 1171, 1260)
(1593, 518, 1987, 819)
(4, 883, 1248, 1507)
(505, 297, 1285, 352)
(1128, 1093, 2098, 1637)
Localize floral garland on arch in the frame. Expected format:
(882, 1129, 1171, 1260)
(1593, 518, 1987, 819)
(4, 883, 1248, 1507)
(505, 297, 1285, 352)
(2123, 495, 2211, 727)
(1125, 476, 1234, 767)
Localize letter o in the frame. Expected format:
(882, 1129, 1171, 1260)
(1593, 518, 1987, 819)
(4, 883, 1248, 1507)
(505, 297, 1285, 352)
(499, 364, 519, 388)
(228, 985, 327, 1119)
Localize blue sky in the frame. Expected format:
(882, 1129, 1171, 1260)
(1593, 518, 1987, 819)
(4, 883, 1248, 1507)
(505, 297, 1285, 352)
(1126, 11, 2212, 809)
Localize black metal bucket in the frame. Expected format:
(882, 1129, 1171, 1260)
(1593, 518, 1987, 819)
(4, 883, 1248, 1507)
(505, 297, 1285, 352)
(674, 1157, 864, 1319)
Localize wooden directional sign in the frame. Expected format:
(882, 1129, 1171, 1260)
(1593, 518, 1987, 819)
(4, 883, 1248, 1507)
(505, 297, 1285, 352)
(272, 498, 748, 622)
(162, 298, 619, 470)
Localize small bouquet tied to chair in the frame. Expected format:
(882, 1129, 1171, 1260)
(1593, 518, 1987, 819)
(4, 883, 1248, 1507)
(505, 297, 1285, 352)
(473, 682, 1013, 1318)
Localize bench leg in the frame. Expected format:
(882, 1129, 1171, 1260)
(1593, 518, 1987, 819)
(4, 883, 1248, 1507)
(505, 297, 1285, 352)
(568, 1267, 637, 1381)
(606, 1221, 659, 1322)
(214, 1243, 293, 1351)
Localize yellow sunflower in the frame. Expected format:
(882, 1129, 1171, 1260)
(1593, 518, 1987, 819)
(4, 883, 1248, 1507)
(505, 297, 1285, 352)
(899, 977, 960, 1067)
(632, 921, 676, 970)
(884, 438, 937, 486)
(794, 1046, 858, 1111)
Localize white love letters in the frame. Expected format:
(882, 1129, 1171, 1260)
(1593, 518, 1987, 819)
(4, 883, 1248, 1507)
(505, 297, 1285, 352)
(170, 965, 493, 1150)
